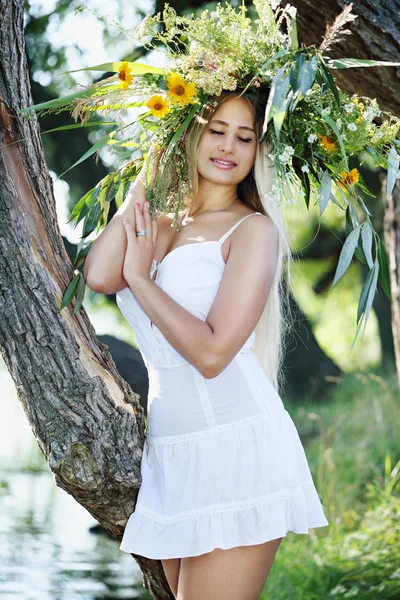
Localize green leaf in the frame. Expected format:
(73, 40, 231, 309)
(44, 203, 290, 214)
(115, 181, 125, 209)
(289, 53, 306, 93)
(387, 145, 399, 200)
(39, 121, 119, 134)
(261, 64, 286, 141)
(57, 127, 119, 180)
(82, 200, 101, 237)
(69, 186, 98, 225)
(296, 55, 317, 99)
(73, 275, 87, 315)
(314, 105, 348, 170)
(356, 261, 376, 323)
(332, 224, 362, 287)
(73, 242, 93, 269)
(162, 102, 201, 167)
(318, 170, 331, 215)
(290, 17, 298, 51)
(60, 273, 80, 310)
(377, 238, 391, 300)
(351, 258, 379, 350)
(361, 222, 373, 268)
(64, 61, 164, 75)
(318, 58, 341, 107)
(18, 87, 104, 114)
(325, 57, 400, 69)
(261, 50, 290, 72)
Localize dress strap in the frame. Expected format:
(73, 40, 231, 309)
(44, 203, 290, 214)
(218, 212, 262, 245)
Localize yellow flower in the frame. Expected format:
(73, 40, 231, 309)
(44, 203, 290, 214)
(338, 168, 360, 191)
(146, 95, 170, 118)
(166, 72, 197, 107)
(318, 133, 337, 154)
(352, 97, 364, 114)
(118, 61, 134, 90)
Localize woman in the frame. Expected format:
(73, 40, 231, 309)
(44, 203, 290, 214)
(84, 91, 329, 600)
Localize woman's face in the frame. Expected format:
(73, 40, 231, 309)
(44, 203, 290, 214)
(196, 96, 257, 188)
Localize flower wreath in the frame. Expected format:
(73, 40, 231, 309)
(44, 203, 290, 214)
(22, 0, 400, 345)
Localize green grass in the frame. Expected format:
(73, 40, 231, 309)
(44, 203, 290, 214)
(261, 366, 400, 600)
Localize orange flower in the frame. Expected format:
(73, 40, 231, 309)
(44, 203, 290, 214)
(338, 168, 360, 191)
(118, 61, 134, 90)
(318, 133, 337, 154)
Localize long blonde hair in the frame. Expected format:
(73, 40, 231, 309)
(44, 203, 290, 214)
(164, 91, 295, 393)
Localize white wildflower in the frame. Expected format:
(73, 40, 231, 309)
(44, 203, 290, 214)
(268, 0, 281, 9)
(375, 130, 383, 139)
(285, 4, 297, 18)
(336, 118, 342, 128)
(347, 123, 357, 131)
(321, 107, 331, 115)
(301, 164, 310, 173)
(308, 133, 317, 143)
(344, 103, 355, 113)
(363, 105, 381, 122)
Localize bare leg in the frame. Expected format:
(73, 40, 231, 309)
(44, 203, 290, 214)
(161, 558, 182, 598)
(176, 537, 283, 600)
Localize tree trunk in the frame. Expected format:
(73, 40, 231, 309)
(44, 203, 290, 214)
(0, 2, 172, 597)
(382, 174, 400, 387)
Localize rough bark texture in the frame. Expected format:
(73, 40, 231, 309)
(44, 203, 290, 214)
(0, 2, 172, 598)
(0, 1, 400, 598)
(289, 0, 400, 116)
(382, 174, 400, 387)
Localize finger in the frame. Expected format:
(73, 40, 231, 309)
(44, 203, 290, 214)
(151, 210, 158, 245)
(121, 216, 136, 242)
(135, 202, 145, 235)
(143, 199, 152, 237)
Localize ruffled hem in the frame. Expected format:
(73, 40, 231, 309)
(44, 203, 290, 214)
(120, 480, 328, 559)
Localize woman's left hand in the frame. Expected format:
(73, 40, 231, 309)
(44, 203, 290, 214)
(121, 200, 159, 287)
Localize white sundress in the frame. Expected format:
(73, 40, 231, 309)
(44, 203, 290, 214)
(116, 211, 329, 559)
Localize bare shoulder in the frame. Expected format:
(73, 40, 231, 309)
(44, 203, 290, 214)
(229, 211, 279, 259)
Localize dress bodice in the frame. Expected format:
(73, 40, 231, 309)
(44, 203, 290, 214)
(116, 212, 262, 369)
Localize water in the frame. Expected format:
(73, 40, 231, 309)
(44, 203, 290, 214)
(0, 360, 151, 600)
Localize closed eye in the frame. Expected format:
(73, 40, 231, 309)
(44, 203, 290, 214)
(209, 128, 253, 144)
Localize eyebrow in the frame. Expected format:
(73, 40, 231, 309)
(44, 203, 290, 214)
(209, 119, 256, 133)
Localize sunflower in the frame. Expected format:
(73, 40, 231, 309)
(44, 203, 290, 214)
(146, 95, 170, 118)
(166, 72, 197, 107)
(318, 133, 337, 154)
(338, 168, 360, 191)
(118, 61, 134, 90)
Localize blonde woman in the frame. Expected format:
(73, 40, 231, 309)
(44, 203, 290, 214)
(84, 91, 328, 600)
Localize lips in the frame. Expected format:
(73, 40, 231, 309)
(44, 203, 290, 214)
(211, 157, 237, 168)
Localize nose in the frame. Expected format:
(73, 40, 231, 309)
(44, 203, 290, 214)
(218, 134, 235, 154)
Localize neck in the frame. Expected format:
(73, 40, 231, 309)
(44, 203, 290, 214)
(187, 178, 239, 215)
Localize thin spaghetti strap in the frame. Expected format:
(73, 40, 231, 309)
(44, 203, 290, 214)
(218, 212, 262, 245)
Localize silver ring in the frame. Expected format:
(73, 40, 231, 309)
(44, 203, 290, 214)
(136, 229, 147, 236)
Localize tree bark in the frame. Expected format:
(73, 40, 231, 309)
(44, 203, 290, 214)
(0, 2, 172, 597)
(382, 174, 400, 387)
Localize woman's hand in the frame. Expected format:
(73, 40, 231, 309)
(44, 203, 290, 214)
(121, 200, 159, 288)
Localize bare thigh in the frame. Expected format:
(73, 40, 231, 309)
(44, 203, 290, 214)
(161, 558, 181, 597)
(176, 537, 283, 600)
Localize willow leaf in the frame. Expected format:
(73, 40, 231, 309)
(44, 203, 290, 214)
(318, 170, 331, 215)
(73, 275, 87, 315)
(377, 238, 391, 300)
(58, 127, 119, 180)
(60, 273, 80, 310)
(361, 222, 373, 268)
(261, 64, 286, 141)
(326, 57, 400, 69)
(65, 62, 164, 75)
(351, 258, 379, 350)
(314, 105, 348, 170)
(332, 224, 362, 287)
(356, 262, 375, 323)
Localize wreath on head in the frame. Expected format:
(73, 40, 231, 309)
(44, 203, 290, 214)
(21, 0, 400, 346)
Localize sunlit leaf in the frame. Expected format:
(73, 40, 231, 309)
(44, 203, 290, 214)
(361, 221, 373, 268)
(325, 57, 400, 69)
(332, 224, 362, 287)
(64, 62, 164, 75)
(318, 170, 331, 215)
(73, 275, 87, 315)
(60, 273, 80, 310)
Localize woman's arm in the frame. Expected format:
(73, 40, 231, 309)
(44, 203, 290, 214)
(123, 212, 278, 378)
(83, 174, 147, 294)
